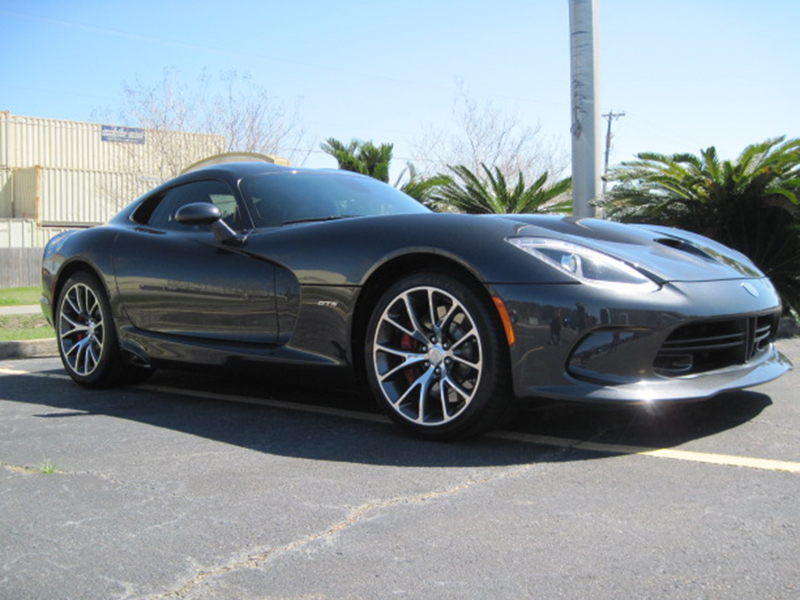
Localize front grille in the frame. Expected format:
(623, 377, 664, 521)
(654, 314, 777, 376)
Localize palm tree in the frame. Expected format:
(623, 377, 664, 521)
(434, 164, 572, 215)
(602, 137, 800, 317)
(602, 137, 800, 229)
(320, 138, 393, 182)
(394, 162, 452, 208)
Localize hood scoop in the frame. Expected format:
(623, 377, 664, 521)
(654, 237, 714, 261)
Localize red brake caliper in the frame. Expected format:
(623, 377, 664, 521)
(400, 334, 420, 385)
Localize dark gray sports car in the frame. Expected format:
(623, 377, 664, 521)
(41, 162, 792, 438)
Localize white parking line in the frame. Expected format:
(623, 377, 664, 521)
(2, 365, 799, 474)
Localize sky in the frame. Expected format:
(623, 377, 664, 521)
(1, 0, 798, 180)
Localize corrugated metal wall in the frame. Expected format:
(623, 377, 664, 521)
(10, 167, 39, 221)
(0, 112, 228, 227)
(0, 111, 228, 287)
(8, 167, 154, 225)
(0, 114, 7, 169)
(39, 168, 151, 225)
(0, 219, 40, 247)
(2, 111, 132, 171)
(0, 168, 12, 218)
(0, 111, 226, 175)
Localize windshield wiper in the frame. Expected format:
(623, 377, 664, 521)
(282, 215, 361, 225)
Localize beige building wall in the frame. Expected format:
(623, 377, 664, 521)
(1, 111, 226, 175)
(1, 112, 228, 286)
(1, 111, 289, 286)
(0, 111, 227, 225)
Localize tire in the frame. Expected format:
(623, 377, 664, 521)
(56, 272, 151, 388)
(365, 271, 513, 440)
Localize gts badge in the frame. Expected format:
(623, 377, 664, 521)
(317, 301, 339, 308)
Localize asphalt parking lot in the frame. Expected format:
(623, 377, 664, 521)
(2, 339, 799, 600)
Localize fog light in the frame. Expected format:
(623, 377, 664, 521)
(655, 354, 694, 374)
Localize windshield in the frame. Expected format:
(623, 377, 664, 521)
(240, 171, 430, 228)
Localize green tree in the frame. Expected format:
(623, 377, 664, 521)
(434, 164, 572, 215)
(601, 137, 800, 317)
(320, 138, 393, 182)
(394, 162, 452, 208)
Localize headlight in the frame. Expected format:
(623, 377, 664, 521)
(507, 237, 660, 292)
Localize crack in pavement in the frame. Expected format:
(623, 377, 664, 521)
(2, 462, 158, 490)
(149, 453, 566, 600)
(1, 461, 61, 475)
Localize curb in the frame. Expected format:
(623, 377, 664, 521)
(0, 304, 41, 316)
(0, 338, 58, 360)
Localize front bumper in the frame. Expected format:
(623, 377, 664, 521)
(492, 278, 792, 403)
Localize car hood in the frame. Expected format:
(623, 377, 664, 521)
(495, 215, 764, 283)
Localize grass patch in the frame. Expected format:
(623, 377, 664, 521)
(38, 459, 59, 474)
(0, 313, 53, 341)
(3, 460, 60, 474)
(0, 286, 40, 306)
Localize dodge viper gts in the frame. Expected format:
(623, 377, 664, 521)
(40, 162, 792, 438)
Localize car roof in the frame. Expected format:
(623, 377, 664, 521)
(172, 161, 368, 185)
(183, 161, 291, 179)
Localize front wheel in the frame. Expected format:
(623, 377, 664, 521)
(365, 272, 513, 440)
(56, 272, 150, 388)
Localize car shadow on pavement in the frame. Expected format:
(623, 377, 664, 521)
(1, 365, 773, 468)
(513, 391, 773, 449)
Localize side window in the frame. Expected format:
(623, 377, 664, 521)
(148, 180, 243, 232)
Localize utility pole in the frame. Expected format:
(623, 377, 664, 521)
(601, 110, 625, 195)
(569, 0, 602, 219)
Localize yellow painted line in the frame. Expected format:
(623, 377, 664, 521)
(492, 431, 800, 474)
(2, 365, 799, 474)
(639, 448, 800, 473)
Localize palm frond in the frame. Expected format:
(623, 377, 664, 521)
(434, 164, 572, 215)
(606, 137, 800, 319)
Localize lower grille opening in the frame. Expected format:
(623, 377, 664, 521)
(654, 314, 778, 377)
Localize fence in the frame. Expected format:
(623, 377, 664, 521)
(0, 219, 73, 287)
(0, 247, 42, 287)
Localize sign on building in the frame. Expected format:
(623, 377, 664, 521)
(101, 125, 146, 144)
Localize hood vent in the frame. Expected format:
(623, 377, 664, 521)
(655, 237, 713, 261)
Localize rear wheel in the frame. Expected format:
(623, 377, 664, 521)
(56, 272, 151, 388)
(365, 272, 513, 439)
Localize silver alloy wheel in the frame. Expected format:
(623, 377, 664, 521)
(58, 282, 105, 377)
(372, 285, 483, 426)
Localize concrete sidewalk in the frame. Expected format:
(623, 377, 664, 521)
(0, 304, 41, 316)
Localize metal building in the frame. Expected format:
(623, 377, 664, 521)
(0, 111, 231, 286)
(0, 111, 228, 224)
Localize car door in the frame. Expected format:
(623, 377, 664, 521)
(113, 179, 279, 344)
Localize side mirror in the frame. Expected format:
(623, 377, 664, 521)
(175, 202, 243, 246)
(175, 202, 222, 225)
